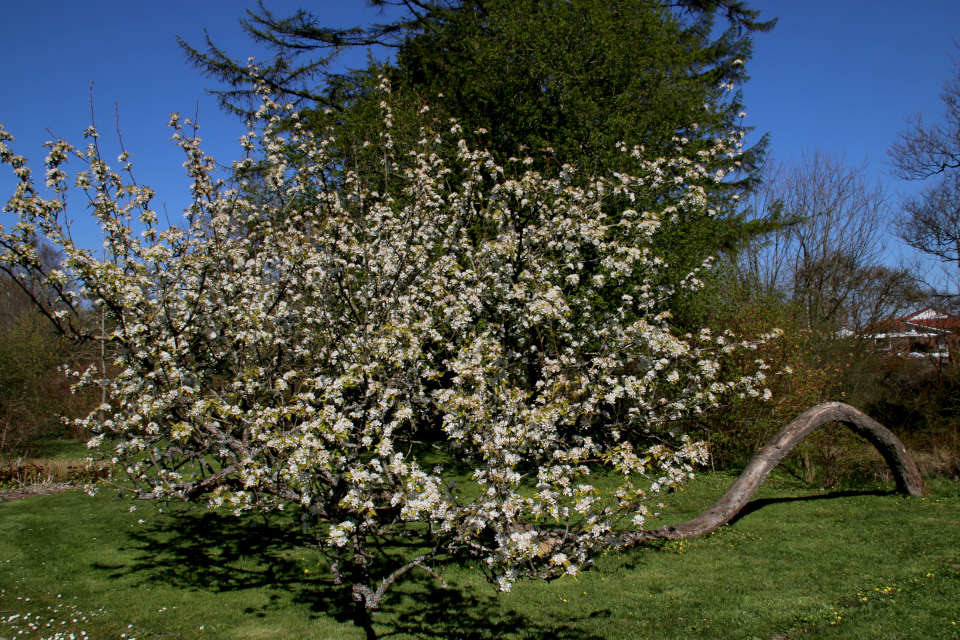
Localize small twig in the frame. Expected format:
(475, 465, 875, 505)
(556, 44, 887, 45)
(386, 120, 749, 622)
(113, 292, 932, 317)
(417, 562, 448, 588)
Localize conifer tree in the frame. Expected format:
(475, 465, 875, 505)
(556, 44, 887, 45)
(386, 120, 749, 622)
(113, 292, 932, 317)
(180, 0, 776, 321)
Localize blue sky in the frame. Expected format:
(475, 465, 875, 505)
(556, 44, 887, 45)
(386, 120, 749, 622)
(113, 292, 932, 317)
(2, 0, 960, 252)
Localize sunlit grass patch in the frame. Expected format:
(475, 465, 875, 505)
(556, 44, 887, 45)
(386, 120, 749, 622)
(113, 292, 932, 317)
(1, 471, 958, 639)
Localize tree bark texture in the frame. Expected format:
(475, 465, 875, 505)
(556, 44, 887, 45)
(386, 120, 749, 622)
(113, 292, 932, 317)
(617, 402, 923, 547)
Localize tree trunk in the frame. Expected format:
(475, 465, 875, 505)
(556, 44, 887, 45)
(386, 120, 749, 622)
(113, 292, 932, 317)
(617, 402, 923, 546)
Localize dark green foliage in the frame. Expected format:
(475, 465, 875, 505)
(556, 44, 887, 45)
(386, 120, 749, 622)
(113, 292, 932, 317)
(396, 1, 719, 171)
(180, 0, 776, 318)
(183, 0, 776, 186)
(392, 0, 775, 314)
(182, 0, 773, 128)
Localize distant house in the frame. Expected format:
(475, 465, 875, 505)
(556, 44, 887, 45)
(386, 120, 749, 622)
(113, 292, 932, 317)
(866, 308, 960, 360)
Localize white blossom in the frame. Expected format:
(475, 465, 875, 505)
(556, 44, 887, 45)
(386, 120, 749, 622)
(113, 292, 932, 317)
(0, 76, 770, 603)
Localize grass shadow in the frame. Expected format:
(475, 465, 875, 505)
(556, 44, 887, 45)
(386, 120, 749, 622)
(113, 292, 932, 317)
(92, 508, 604, 639)
(93, 509, 315, 615)
(727, 488, 896, 526)
(366, 577, 608, 639)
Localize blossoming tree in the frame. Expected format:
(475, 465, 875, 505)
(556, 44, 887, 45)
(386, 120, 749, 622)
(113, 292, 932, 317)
(0, 81, 768, 626)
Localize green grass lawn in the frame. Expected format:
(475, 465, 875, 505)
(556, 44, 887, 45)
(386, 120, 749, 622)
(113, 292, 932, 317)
(1, 466, 958, 639)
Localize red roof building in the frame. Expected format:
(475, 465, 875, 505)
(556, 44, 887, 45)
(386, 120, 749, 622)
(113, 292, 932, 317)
(866, 308, 959, 360)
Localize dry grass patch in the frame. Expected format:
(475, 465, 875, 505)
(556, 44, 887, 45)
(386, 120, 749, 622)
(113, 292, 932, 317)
(0, 456, 111, 498)
(912, 446, 960, 480)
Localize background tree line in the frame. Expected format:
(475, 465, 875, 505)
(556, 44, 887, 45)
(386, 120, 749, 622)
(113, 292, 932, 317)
(0, 244, 103, 456)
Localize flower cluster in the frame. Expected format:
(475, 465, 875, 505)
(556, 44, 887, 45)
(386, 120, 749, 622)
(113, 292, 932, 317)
(0, 78, 769, 608)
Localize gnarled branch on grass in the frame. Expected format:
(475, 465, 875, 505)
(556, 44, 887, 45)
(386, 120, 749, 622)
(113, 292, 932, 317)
(616, 402, 923, 546)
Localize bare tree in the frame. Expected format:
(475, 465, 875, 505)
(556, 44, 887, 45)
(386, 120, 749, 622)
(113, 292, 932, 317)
(894, 156, 960, 297)
(889, 51, 960, 181)
(843, 264, 926, 333)
(889, 48, 960, 290)
(736, 150, 912, 332)
(895, 161, 960, 274)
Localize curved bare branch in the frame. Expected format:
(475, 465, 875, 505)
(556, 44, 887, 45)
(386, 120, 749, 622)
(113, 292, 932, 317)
(617, 402, 923, 545)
